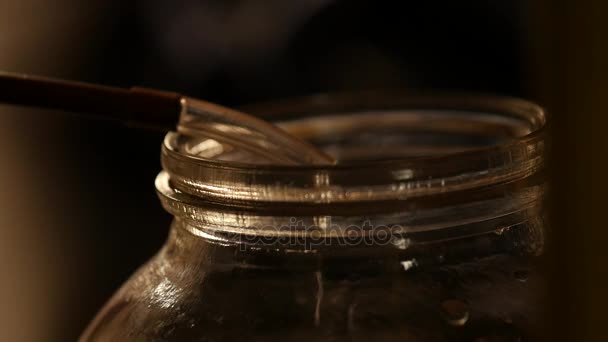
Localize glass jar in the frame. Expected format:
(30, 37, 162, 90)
(81, 94, 547, 341)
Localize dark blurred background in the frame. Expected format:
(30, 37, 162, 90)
(0, 1, 605, 341)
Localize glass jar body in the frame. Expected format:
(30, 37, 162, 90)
(81, 94, 548, 341)
(82, 218, 545, 342)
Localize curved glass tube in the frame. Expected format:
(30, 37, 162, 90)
(178, 97, 335, 165)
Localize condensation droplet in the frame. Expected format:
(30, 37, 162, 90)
(440, 299, 469, 327)
(400, 259, 418, 271)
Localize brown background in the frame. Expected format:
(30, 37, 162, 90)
(0, 1, 606, 340)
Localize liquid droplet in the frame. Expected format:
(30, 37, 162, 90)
(440, 299, 469, 327)
(400, 259, 418, 271)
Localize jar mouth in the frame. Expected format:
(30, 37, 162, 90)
(159, 94, 546, 204)
(156, 93, 546, 248)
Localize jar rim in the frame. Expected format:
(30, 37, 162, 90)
(167, 93, 546, 171)
(158, 93, 546, 206)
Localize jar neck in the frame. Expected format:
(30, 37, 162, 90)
(165, 214, 545, 273)
(156, 172, 545, 257)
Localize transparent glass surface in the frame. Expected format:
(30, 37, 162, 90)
(81, 94, 547, 341)
(177, 97, 335, 165)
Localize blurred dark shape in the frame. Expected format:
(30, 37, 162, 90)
(529, 1, 608, 341)
(95, 0, 526, 102)
(140, 0, 334, 83)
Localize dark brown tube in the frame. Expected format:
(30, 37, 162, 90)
(0, 72, 182, 130)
